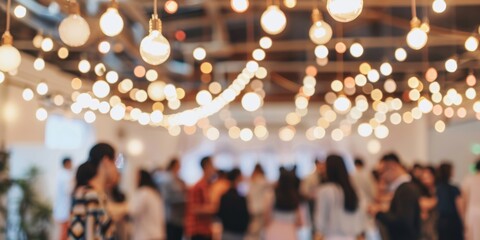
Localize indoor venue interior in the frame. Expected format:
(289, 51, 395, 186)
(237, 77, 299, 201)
(0, 0, 480, 239)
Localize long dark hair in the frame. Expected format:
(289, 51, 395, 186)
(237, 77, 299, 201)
(138, 170, 159, 192)
(74, 161, 97, 191)
(437, 162, 453, 184)
(274, 168, 300, 211)
(326, 155, 359, 212)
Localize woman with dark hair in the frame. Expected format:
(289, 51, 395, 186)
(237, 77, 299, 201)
(130, 169, 166, 240)
(314, 155, 366, 240)
(68, 143, 118, 240)
(265, 168, 301, 240)
(419, 166, 438, 240)
(435, 162, 463, 240)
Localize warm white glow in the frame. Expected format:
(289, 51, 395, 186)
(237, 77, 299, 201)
(78, 59, 91, 73)
(279, 126, 296, 142)
(334, 96, 351, 112)
(367, 69, 380, 83)
(110, 105, 126, 121)
(92, 80, 110, 98)
(434, 120, 446, 133)
(349, 42, 364, 58)
(418, 98, 433, 113)
(252, 48, 266, 61)
(283, 0, 297, 8)
(231, 0, 249, 13)
(36, 108, 48, 121)
(41, 37, 54, 52)
(445, 58, 457, 73)
(140, 30, 170, 65)
(384, 79, 397, 93)
(0, 43, 21, 72)
(146, 69, 158, 81)
(432, 0, 447, 13)
(119, 78, 134, 93)
(14, 5, 27, 18)
(206, 127, 220, 141)
(309, 20, 333, 45)
(59, 14, 90, 47)
(367, 139, 381, 154)
(261, 5, 287, 35)
(33, 34, 43, 48)
(127, 139, 144, 156)
(326, 0, 363, 23)
(374, 125, 389, 139)
(246, 61, 259, 73)
(242, 92, 262, 112)
(98, 41, 111, 54)
(100, 7, 124, 37)
(84, 110, 96, 123)
(150, 110, 164, 123)
(36, 82, 48, 95)
(106, 71, 119, 84)
(407, 27, 428, 50)
(33, 57, 45, 71)
(314, 45, 329, 58)
(465, 36, 479, 52)
(240, 128, 254, 141)
(165, 0, 179, 14)
(193, 47, 207, 61)
(331, 128, 344, 141)
(357, 123, 373, 137)
(22, 88, 34, 101)
(147, 81, 166, 101)
(395, 48, 407, 62)
(259, 37, 273, 49)
(58, 47, 69, 59)
(196, 90, 213, 106)
(380, 62, 393, 76)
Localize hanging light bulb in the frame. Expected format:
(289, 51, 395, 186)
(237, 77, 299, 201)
(33, 57, 45, 71)
(406, 17, 428, 50)
(140, 1, 170, 65)
(59, 1, 90, 47)
(231, 0, 249, 13)
(349, 42, 364, 58)
(0, 0, 21, 72)
(261, 4, 287, 35)
(309, 8, 333, 45)
(432, 0, 446, 13)
(465, 36, 479, 52)
(326, 0, 363, 23)
(100, 1, 124, 37)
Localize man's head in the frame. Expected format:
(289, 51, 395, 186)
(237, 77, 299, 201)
(167, 158, 180, 174)
(379, 153, 405, 184)
(88, 143, 118, 188)
(227, 168, 242, 186)
(354, 158, 364, 169)
(200, 156, 216, 179)
(315, 159, 326, 177)
(62, 157, 72, 170)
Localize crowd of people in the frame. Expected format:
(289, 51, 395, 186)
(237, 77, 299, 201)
(53, 142, 480, 240)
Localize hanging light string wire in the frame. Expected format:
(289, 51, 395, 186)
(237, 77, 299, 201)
(5, 0, 11, 33)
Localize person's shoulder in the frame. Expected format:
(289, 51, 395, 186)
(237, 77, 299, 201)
(318, 183, 338, 194)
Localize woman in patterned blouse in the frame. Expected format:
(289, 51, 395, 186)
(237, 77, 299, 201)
(68, 143, 119, 240)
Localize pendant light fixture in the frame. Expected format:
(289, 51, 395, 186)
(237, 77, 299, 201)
(139, 0, 171, 65)
(261, 0, 287, 35)
(58, 0, 91, 47)
(326, 0, 363, 23)
(100, 0, 124, 37)
(406, 0, 428, 50)
(0, 0, 22, 72)
(309, 7, 333, 45)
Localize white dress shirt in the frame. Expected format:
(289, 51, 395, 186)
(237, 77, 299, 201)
(53, 168, 73, 222)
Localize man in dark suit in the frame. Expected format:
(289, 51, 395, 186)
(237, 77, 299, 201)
(369, 153, 421, 240)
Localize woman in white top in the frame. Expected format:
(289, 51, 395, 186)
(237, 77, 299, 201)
(130, 170, 166, 240)
(315, 155, 366, 240)
(461, 160, 480, 240)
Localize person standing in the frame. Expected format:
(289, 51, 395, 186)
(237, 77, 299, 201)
(247, 164, 273, 240)
(418, 166, 438, 240)
(352, 158, 376, 203)
(185, 156, 217, 240)
(53, 157, 73, 240)
(369, 153, 421, 240)
(160, 158, 187, 240)
(265, 168, 301, 240)
(217, 168, 251, 240)
(314, 155, 366, 240)
(68, 143, 119, 240)
(300, 159, 326, 229)
(436, 162, 463, 240)
(130, 170, 166, 240)
(461, 160, 480, 240)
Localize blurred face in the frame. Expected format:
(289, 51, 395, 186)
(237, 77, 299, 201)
(172, 162, 181, 174)
(103, 157, 120, 189)
(203, 160, 216, 179)
(379, 161, 398, 184)
(421, 170, 435, 188)
(64, 161, 72, 170)
(317, 162, 326, 175)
